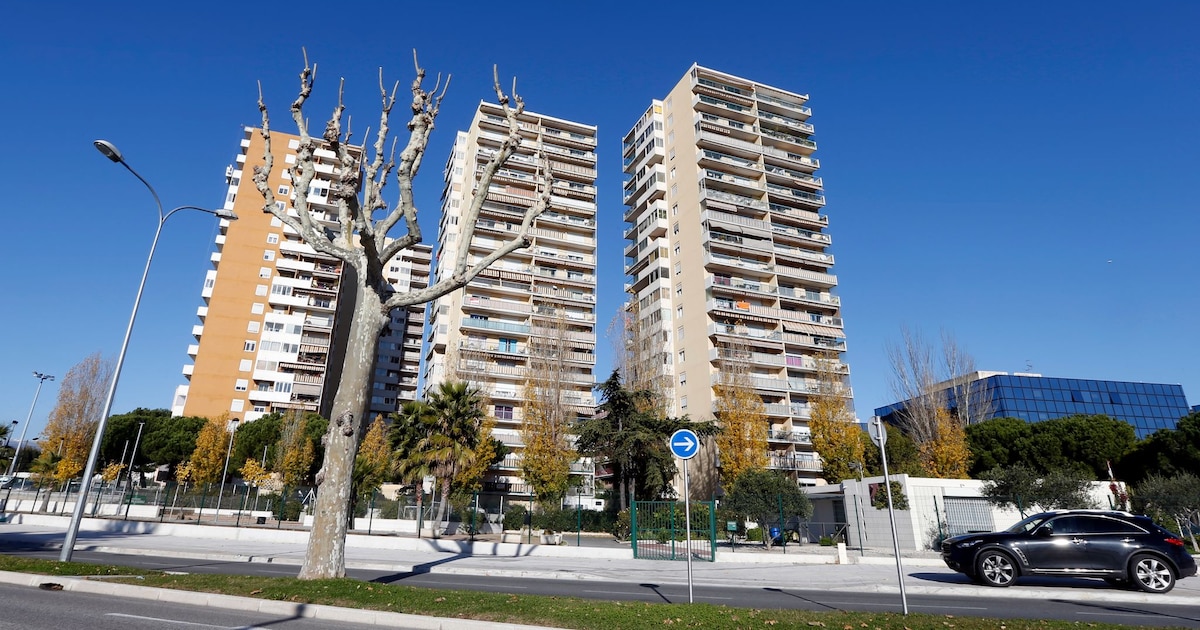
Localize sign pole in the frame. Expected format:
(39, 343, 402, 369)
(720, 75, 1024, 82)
(683, 457, 693, 604)
(871, 416, 908, 615)
(668, 427, 700, 604)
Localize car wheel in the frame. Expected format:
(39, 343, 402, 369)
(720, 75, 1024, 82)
(1130, 554, 1175, 594)
(975, 550, 1018, 587)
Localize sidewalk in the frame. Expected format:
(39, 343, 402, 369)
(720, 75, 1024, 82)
(3, 513, 1197, 603)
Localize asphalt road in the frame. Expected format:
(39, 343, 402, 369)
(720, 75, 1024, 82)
(5, 547, 1200, 627)
(0, 581, 405, 630)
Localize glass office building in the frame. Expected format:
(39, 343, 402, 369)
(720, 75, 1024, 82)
(875, 373, 1190, 439)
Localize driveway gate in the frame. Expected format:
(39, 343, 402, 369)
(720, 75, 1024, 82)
(630, 500, 716, 562)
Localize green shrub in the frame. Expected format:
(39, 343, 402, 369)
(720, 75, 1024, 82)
(745, 527, 763, 542)
(612, 508, 631, 541)
(819, 535, 834, 546)
(503, 504, 529, 531)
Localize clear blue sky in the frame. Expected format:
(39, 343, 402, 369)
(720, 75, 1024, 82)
(2, 1, 1197, 443)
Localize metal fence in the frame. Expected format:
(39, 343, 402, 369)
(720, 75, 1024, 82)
(630, 500, 716, 562)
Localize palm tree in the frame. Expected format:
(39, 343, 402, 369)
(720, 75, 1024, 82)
(423, 381, 488, 527)
(391, 400, 434, 528)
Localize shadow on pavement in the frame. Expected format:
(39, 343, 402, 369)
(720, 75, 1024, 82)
(370, 553, 470, 583)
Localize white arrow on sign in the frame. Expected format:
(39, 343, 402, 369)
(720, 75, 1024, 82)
(672, 435, 695, 452)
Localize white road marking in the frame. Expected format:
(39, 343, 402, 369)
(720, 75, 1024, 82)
(105, 613, 263, 629)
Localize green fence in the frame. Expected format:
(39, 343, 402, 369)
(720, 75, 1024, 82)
(631, 500, 716, 562)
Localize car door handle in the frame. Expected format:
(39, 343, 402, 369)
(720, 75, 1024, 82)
(1121, 538, 1135, 543)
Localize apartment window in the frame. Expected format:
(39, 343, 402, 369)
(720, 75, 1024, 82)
(674, 245, 681, 257)
(676, 283, 683, 297)
(285, 154, 296, 164)
(276, 382, 292, 393)
(267, 233, 280, 244)
(231, 399, 245, 413)
(669, 167, 676, 180)
(277, 185, 289, 195)
(677, 326, 684, 340)
(672, 204, 679, 216)
(680, 372, 687, 386)
(244, 340, 257, 352)
(204, 277, 215, 289)
(255, 284, 268, 296)
(679, 350, 686, 363)
(251, 303, 265, 314)
(675, 263, 682, 275)
(274, 201, 285, 212)
(669, 148, 675, 161)
(499, 338, 517, 352)
(271, 284, 292, 296)
(239, 359, 252, 372)
(265, 322, 284, 333)
(673, 222, 679, 235)
(234, 379, 248, 392)
(256, 382, 271, 392)
(495, 405, 514, 420)
(667, 131, 674, 143)
(680, 395, 688, 409)
(270, 216, 282, 227)
(670, 184, 678, 197)
(263, 250, 275, 261)
(676, 306, 683, 319)
(247, 321, 260, 333)
(255, 360, 278, 371)
(252, 405, 267, 413)
(259, 267, 272, 279)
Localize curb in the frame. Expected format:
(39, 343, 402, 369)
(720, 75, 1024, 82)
(0, 569, 565, 630)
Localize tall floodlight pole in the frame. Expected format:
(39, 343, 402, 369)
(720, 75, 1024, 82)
(8, 372, 54, 477)
(61, 140, 238, 562)
(215, 418, 240, 524)
(124, 421, 146, 489)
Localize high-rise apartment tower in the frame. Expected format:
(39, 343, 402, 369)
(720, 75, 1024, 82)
(621, 66, 852, 485)
(174, 127, 431, 422)
(424, 103, 598, 508)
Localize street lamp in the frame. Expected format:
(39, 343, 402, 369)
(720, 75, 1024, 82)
(215, 418, 240, 524)
(60, 140, 239, 561)
(7, 372, 54, 478)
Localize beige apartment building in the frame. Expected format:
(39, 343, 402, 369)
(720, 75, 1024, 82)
(621, 66, 853, 486)
(173, 127, 430, 423)
(423, 103, 599, 507)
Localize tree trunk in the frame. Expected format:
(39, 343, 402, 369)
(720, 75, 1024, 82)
(439, 478, 451, 531)
(297, 282, 386, 580)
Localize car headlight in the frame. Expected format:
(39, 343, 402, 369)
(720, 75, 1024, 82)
(956, 539, 983, 549)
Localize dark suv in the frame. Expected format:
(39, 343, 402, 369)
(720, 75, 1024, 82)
(941, 510, 1196, 593)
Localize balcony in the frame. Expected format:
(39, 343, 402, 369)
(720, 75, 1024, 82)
(758, 110, 815, 134)
(770, 222, 831, 245)
(460, 317, 530, 335)
(761, 128, 817, 152)
(767, 454, 822, 472)
(756, 93, 812, 118)
(703, 188, 768, 212)
(768, 430, 812, 444)
(767, 183, 825, 208)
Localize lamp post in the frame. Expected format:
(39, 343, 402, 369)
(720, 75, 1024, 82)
(7, 372, 54, 478)
(60, 140, 239, 562)
(125, 421, 146, 490)
(215, 418, 240, 524)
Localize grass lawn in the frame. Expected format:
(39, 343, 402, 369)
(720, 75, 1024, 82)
(0, 555, 1170, 630)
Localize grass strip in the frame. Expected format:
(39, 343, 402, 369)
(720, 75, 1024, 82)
(0, 555, 1166, 630)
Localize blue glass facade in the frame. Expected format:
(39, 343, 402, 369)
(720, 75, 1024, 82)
(874, 375, 1190, 439)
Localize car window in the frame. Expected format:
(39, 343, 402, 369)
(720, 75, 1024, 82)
(1006, 514, 1051, 533)
(1077, 516, 1144, 534)
(1046, 516, 1081, 535)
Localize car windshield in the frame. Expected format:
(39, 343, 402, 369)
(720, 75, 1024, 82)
(1004, 513, 1052, 533)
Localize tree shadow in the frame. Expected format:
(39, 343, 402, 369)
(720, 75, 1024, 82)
(1052, 598, 1200, 625)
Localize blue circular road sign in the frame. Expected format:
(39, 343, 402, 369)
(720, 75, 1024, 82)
(669, 428, 700, 460)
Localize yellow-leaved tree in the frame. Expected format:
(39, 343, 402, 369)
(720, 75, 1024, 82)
(239, 458, 273, 487)
(185, 415, 235, 485)
(919, 407, 970, 478)
(41, 352, 114, 486)
(276, 411, 316, 488)
(809, 351, 865, 484)
(520, 313, 578, 507)
(713, 335, 767, 484)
